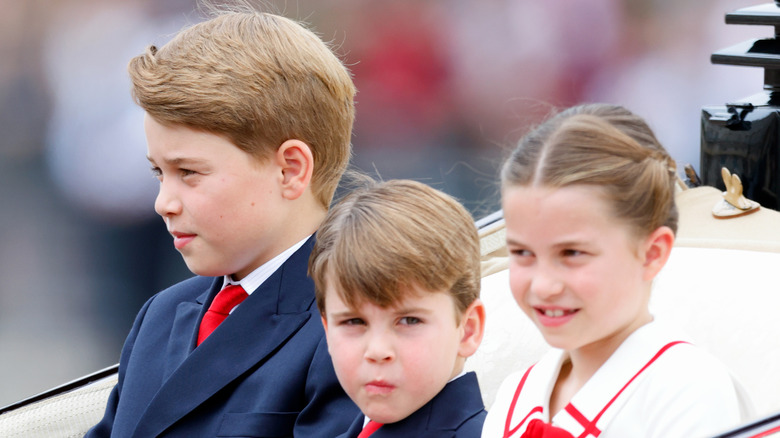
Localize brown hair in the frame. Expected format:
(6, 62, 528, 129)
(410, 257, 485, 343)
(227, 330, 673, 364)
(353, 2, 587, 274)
(502, 103, 678, 237)
(128, 11, 356, 207)
(309, 180, 481, 322)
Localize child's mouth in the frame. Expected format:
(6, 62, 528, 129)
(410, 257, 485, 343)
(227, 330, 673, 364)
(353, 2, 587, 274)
(365, 380, 395, 395)
(535, 307, 578, 326)
(540, 308, 576, 318)
(172, 233, 196, 249)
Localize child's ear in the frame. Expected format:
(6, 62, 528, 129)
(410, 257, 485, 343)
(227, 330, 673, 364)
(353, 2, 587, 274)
(320, 315, 334, 356)
(275, 139, 314, 200)
(458, 299, 486, 358)
(641, 225, 675, 282)
(321, 315, 329, 332)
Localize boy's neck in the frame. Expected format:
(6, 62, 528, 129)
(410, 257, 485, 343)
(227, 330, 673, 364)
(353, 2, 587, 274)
(285, 195, 328, 239)
(230, 201, 326, 281)
(227, 234, 311, 289)
(449, 357, 466, 380)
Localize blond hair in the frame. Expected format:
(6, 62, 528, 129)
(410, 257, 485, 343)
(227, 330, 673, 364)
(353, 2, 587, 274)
(128, 11, 356, 207)
(310, 180, 481, 322)
(502, 103, 678, 236)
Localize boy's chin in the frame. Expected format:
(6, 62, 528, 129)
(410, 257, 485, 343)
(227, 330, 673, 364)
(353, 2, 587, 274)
(357, 395, 434, 425)
(181, 258, 232, 278)
(360, 409, 410, 426)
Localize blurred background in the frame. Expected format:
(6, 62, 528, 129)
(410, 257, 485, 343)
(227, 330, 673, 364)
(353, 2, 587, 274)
(0, 0, 768, 406)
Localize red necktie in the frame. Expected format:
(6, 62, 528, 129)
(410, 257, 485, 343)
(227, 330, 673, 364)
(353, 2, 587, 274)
(357, 420, 383, 438)
(197, 284, 248, 346)
(520, 419, 574, 438)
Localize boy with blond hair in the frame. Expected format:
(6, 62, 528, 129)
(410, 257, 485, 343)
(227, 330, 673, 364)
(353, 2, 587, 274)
(310, 179, 488, 437)
(87, 8, 359, 437)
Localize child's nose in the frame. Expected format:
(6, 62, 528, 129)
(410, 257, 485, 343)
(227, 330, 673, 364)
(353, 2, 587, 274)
(154, 181, 182, 217)
(363, 331, 395, 363)
(530, 267, 565, 300)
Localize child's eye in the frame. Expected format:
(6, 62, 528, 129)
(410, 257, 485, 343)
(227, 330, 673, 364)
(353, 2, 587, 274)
(399, 316, 422, 326)
(508, 247, 535, 267)
(150, 167, 162, 179)
(180, 168, 197, 177)
(562, 249, 583, 257)
(508, 246, 534, 260)
(340, 318, 365, 326)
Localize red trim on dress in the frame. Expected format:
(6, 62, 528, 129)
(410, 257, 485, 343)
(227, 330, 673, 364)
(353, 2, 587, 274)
(503, 341, 689, 438)
(504, 365, 540, 437)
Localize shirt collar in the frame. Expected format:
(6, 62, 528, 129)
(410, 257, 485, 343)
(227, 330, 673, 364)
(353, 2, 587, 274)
(221, 234, 311, 295)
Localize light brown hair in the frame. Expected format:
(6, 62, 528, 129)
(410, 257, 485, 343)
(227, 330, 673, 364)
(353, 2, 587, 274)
(128, 10, 356, 207)
(502, 103, 678, 237)
(309, 180, 481, 322)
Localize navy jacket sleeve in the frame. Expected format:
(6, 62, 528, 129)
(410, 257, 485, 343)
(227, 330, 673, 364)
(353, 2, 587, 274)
(85, 293, 156, 437)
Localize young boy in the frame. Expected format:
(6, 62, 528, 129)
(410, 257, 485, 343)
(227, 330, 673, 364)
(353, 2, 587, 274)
(309, 179, 488, 437)
(86, 9, 360, 438)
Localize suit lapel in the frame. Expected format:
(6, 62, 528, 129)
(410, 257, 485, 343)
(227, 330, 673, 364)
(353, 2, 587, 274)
(161, 283, 218, 379)
(132, 238, 317, 437)
(336, 414, 365, 438)
(425, 372, 485, 431)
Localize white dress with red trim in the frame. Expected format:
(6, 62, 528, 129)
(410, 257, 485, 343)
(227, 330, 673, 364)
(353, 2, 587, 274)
(481, 321, 753, 438)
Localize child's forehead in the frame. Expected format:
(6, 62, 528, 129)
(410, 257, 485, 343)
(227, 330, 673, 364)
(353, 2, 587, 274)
(329, 282, 453, 311)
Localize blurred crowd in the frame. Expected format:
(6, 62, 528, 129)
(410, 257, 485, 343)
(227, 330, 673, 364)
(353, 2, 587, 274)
(0, 0, 767, 406)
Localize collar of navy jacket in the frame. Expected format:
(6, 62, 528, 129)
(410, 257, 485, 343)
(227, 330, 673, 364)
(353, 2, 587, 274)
(337, 371, 486, 438)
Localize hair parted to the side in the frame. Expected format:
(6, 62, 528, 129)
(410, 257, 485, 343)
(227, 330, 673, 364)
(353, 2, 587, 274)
(128, 8, 356, 207)
(309, 179, 481, 322)
(502, 103, 679, 237)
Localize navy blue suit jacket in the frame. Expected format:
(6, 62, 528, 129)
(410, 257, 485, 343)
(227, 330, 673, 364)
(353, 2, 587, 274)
(86, 237, 358, 437)
(336, 372, 487, 438)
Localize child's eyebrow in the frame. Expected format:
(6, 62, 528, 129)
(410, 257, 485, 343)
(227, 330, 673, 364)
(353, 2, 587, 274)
(552, 240, 587, 249)
(394, 306, 433, 315)
(327, 310, 359, 319)
(146, 156, 208, 166)
(506, 236, 588, 248)
(505, 236, 524, 246)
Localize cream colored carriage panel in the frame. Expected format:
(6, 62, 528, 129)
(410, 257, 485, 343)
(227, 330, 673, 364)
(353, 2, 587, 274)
(0, 371, 116, 438)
